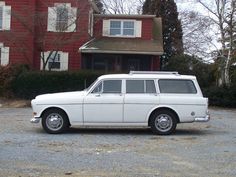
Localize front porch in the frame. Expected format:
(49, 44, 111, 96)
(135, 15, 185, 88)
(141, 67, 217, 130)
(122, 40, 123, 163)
(79, 38, 163, 72)
(81, 53, 160, 72)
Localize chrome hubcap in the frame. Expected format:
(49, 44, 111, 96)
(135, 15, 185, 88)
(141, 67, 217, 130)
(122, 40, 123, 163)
(46, 113, 63, 131)
(155, 114, 173, 132)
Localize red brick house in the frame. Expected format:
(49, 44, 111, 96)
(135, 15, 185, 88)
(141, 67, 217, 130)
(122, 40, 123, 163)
(0, 0, 163, 72)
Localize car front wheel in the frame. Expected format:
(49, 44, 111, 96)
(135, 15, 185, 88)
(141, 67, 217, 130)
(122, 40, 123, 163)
(42, 109, 69, 134)
(150, 110, 177, 135)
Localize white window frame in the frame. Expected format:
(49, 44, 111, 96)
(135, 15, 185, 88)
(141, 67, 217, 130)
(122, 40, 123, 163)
(40, 51, 69, 71)
(109, 20, 135, 37)
(0, 2, 11, 31)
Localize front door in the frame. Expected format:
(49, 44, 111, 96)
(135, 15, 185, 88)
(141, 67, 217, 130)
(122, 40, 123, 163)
(83, 79, 123, 123)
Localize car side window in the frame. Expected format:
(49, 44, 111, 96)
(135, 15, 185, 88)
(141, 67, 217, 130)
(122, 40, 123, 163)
(91, 82, 102, 93)
(126, 80, 144, 93)
(103, 80, 122, 93)
(91, 80, 122, 94)
(126, 80, 156, 94)
(158, 79, 197, 94)
(146, 80, 156, 93)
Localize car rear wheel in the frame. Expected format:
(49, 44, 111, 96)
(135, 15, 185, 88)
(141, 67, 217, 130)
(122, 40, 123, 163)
(150, 110, 177, 135)
(42, 109, 69, 134)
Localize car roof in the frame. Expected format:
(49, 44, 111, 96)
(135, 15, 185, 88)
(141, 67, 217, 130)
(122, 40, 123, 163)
(98, 73, 196, 80)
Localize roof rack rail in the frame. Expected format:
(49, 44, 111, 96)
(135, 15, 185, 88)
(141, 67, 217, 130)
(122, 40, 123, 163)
(129, 71, 179, 75)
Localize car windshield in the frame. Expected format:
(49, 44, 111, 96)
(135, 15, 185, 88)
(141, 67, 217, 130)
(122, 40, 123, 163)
(84, 79, 98, 92)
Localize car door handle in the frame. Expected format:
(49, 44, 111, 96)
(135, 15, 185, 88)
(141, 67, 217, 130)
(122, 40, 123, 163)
(95, 94, 101, 97)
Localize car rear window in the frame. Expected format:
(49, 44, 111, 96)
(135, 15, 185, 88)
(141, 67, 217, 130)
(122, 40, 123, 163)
(158, 79, 197, 94)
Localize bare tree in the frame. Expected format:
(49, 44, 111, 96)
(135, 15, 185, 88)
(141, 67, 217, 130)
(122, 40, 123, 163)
(179, 10, 217, 61)
(101, 0, 145, 14)
(197, 0, 236, 86)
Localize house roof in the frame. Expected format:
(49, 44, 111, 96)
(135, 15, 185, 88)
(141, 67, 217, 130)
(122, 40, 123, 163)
(79, 38, 164, 55)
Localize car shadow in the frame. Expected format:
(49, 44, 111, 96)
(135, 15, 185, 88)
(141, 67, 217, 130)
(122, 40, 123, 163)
(64, 127, 219, 136)
(67, 127, 153, 135)
(31, 127, 226, 136)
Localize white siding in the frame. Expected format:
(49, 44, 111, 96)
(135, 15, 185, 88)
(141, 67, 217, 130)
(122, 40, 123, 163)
(102, 19, 110, 36)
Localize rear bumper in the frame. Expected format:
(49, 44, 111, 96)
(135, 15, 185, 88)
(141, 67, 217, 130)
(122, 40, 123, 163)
(194, 114, 210, 122)
(30, 117, 40, 123)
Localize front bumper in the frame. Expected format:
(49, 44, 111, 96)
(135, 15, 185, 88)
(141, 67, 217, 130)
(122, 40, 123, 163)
(194, 114, 210, 122)
(30, 117, 40, 123)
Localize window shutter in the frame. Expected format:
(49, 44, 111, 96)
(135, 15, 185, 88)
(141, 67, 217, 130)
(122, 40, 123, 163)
(1, 47, 9, 66)
(47, 7, 57, 32)
(88, 10, 93, 36)
(67, 7, 77, 32)
(102, 19, 110, 36)
(60, 52, 68, 71)
(3, 6, 11, 30)
(135, 20, 142, 38)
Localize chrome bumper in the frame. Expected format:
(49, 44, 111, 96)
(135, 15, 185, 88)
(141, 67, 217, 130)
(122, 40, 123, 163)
(194, 114, 210, 122)
(30, 117, 40, 123)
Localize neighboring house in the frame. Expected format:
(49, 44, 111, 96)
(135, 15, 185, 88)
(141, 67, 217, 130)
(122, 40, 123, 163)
(0, 0, 163, 72)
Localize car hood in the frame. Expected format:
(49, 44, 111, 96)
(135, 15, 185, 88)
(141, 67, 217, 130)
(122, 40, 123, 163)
(33, 91, 86, 104)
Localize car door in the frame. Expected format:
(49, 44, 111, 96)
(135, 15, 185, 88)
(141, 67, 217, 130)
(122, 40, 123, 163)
(124, 79, 159, 123)
(83, 79, 124, 123)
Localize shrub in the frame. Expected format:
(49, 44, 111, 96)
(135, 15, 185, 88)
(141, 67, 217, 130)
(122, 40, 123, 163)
(11, 70, 103, 99)
(203, 84, 236, 108)
(0, 65, 29, 97)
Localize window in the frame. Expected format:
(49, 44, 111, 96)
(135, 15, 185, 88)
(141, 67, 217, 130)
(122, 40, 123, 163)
(40, 51, 69, 71)
(126, 80, 156, 94)
(110, 21, 121, 35)
(146, 80, 156, 93)
(48, 52, 60, 69)
(159, 79, 197, 94)
(56, 6, 69, 31)
(47, 3, 77, 32)
(110, 20, 134, 36)
(92, 80, 122, 94)
(123, 21, 134, 36)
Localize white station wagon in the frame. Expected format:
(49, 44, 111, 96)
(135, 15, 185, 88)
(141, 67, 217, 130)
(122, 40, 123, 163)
(31, 71, 210, 135)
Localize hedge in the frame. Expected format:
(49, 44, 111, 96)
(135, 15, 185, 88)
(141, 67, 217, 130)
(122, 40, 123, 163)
(11, 70, 103, 99)
(203, 84, 236, 108)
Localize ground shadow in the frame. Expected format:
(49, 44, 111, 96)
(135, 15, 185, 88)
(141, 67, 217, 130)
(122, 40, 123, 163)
(30, 126, 226, 136)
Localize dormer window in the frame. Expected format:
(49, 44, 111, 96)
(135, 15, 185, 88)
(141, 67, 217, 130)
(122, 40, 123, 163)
(103, 19, 142, 38)
(110, 20, 135, 37)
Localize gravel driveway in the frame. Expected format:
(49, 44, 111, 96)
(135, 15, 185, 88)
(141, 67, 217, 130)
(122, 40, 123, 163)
(0, 107, 235, 177)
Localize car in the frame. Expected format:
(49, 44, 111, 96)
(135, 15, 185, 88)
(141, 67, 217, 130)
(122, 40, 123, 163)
(31, 71, 210, 135)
